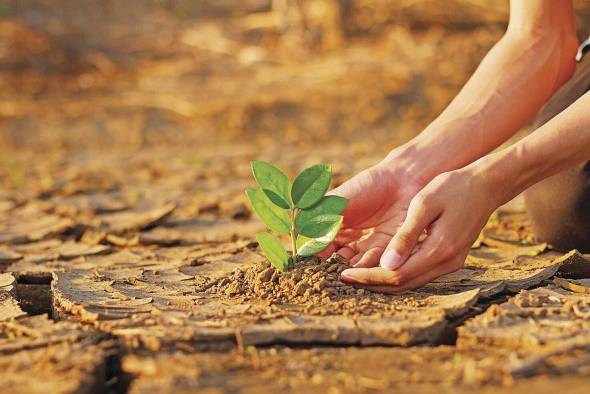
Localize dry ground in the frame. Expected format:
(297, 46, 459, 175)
(2, 1, 590, 393)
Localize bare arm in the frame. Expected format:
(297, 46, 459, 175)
(481, 92, 590, 205)
(327, 0, 580, 275)
(388, 0, 578, 184)
(341, 89, 590, 292)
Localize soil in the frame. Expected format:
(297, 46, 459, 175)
(206, 256, 434, 314)
(122, 347, 590, 394)
(0, 314, 110, 394)
(459, 284, 590, 351)
(3, 1, 590, 393)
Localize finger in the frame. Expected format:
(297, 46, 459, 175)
(391, 228, 455, 285)
(350, 253, 363, 266)
(317, 243, 338, 259)
(335, 228, 363, 244)
(335, 246, 356, 260)
(352, 257, 463, 293)
(354, 246, 386, 268)
(317, 228, 363, 259)
(355, 231, 391, 250)
(352, 232, 391, 267)
(340, 267, 400, 286)
(380, 195, 440, 270)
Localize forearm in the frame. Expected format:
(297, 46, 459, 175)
(386, 0, 577, 184)
(476, 91, 590, 205)
(417, 31, 575, 167)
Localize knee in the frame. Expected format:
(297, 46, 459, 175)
(524, 172, 590, 252)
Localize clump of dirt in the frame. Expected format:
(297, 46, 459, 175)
(205, 256, 430, 317)
(209, 256, 350, 299)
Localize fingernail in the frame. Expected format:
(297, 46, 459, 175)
(340, 270, 360, 284)
(380, 250, 402, 270)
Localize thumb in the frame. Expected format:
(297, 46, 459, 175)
(380, 196, 435, 270)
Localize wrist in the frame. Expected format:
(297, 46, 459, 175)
(379, 129, 472, 185)
(378, 140, 440, 186)
(464, 147, 532, 208)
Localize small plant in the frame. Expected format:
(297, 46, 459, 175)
(246, 161, 348, 272)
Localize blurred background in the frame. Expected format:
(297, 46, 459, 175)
(1, 0, 590, 201)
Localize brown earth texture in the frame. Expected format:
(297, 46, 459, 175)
(3, 1, 590, 393)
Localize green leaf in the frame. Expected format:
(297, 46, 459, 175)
(291, 164, 331, 209)
(251, 161, 292, 209)
(296, 216, 343, 257)
(296, 235, 329, 257)
(256, 232, 289, 271)
(245, 188, 290, 234)
(298, 214, 343, 238)
(295, 195, 348, 232)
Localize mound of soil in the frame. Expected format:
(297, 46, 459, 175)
(206, 256, 430, 317)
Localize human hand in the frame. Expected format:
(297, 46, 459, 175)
(318, 151, 429, 268)
(338, 166, 499, 292)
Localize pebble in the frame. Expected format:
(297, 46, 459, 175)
(224, 282, 241, 296)
(257, 268, 273, 283)
(271, 271, 280, 283)
(294, 281, 311, 296)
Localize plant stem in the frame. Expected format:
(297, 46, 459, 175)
(290, 209, 298, 258)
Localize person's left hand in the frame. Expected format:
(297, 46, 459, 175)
(340, 167, 500, 293)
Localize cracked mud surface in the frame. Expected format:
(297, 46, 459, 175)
(4, 157, 590, 394)
(4, 1, 590, 393)
(122, 347, 590, 394)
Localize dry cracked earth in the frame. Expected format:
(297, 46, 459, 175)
(2, 146, 590, 394)
(4, 1, 590, 393)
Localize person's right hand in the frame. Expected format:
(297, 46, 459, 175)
(337, 165, 499, 292)
(319, 153, 429, 269)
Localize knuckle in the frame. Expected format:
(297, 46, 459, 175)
(394, 231, 413, 247)
(431, 171, 460, 191)
(410, 193, 430, 212)
(393, 271, 405, 286)
(437, 172, 455, 184)
(439, 172, 452, 181)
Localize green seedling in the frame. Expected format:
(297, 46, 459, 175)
(246, 161, 348, 272)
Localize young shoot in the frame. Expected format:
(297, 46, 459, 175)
(246, 161, 348, 272)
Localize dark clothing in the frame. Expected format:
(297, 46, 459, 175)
(524, 51, 590, 251)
